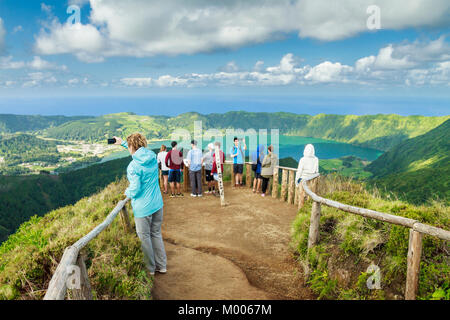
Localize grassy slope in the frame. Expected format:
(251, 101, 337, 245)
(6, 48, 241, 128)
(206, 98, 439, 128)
(43, 112, 449, 151)
(0, 178, 152, 300)
(367, 119, 450, 205)
(291, 175, 449, 300)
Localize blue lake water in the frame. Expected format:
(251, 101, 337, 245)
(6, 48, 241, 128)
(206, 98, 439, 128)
(100, 135, 383, 164)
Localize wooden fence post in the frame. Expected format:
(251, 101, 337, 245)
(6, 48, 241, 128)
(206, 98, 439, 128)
(298, 182, 306, 210)
(231, 163, 236, 187)
(294, 185, 299, 206)
(405, 229, 423, 300)
(287, 170, 295, 204)
(71, 253, 93, 300)
(202, 167, 206, 186)
(307, 201, 321, 249)
(183, 168, 189, 192)
(246, 164, 252, 188)
(272, 168, 279, 198)
(120, 206, 132, 233)
(280, 169, 288, 201)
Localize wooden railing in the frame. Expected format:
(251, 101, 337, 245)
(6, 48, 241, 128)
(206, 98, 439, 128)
(45, 160, 449, 300)
(222, 162, 449, 300)
(44, 198, 131, 300)
(299, 173, 450, 300)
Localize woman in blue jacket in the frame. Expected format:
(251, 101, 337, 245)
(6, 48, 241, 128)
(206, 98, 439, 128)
(113, 134, 166, 276)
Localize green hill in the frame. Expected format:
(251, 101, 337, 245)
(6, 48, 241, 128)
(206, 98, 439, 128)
(0, 156, 131, 243)
(43, 112, 449, 151)
(0, 114, 91, 133)
(0, 134, 61, 174)
(367, 120, 450, 204)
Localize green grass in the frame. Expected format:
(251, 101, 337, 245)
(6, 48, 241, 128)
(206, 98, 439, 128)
(368, 119, 450, 205)
(291, 175, 449, 300)
(0, 178, 152, 300)
(320, 156, 373, 180)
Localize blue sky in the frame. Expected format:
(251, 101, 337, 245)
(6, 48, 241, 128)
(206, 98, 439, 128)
(0, 0, 449, 116)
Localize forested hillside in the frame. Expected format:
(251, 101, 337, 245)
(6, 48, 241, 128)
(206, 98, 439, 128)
(43, 112, 449, 151)
(0, 114, 91, 133)
(0, 134, 61, 174)
(367, 120, 450, 205)
(0, 156, 131, 243)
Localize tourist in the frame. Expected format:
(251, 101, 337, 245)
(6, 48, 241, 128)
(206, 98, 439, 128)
(260, 145, 277, 197)
(230, 137, 246, 188)
(186, 140, 203, 197)
(203, 143, 215, 194)
(113, 134, 167, 276)
(165, 141, 184, 198)
(157, 145, 169, 194)
(295, 144, 319, 208)
(251, 144, 265, 193)
(211, 141, 225, 196)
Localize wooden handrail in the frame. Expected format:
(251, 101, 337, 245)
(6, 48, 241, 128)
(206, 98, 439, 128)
(300, 174, 450, 300)
(301, 174, 450, 240)
(44, 197, 130, 300)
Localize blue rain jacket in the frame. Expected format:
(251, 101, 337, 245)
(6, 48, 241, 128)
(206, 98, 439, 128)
(121, 141, 163, 218)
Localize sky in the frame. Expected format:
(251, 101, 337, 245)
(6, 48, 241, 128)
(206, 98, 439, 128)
(0, 0, 449, 116)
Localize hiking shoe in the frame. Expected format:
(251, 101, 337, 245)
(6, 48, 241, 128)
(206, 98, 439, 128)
(190, 193, 197, 197)
(261, 193, 265, 197)
(176, 193, 184, 197)
(170, 194, 176, 198)
(156, 268, 167, 274)
(197, 194, 203, 197)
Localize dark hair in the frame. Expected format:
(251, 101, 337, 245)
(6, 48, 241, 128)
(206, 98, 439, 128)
(191, 140, 197, 146)
(234, 137, 238, 142)
(171, 141, 177, 148)
(268, 145, 273, 152)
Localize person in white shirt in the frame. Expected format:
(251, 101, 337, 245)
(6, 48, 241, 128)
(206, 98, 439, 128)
(157, 145, 169, 194)
(295, 144, 319, 208)
(203, 143, 215, 194)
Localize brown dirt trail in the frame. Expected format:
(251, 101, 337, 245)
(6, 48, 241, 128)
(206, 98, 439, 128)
(151, 183, 315, 300)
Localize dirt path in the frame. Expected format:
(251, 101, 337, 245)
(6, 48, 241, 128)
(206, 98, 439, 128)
(152, 183, 315, 300)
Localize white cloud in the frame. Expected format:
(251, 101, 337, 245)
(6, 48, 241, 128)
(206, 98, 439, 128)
(28, 56, 68, 71)
(121, 78, 152, 87)
(305, 61, 353, 83)
(220, 61, 239, 73)
(34, 0, 450, 61)
(0, 56, 25, 69)
(68, 78, 80, 85)
(354, 37, 450, 86)
(119, 38, 450, 88)
(0, 55, 68, 72)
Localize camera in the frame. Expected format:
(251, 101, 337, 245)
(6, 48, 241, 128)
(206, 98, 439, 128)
(107, 138, 116, 145)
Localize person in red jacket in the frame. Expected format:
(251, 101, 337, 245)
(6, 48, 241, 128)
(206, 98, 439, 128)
(165, 141, 184, 198)
(211, 141, 225, 196)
